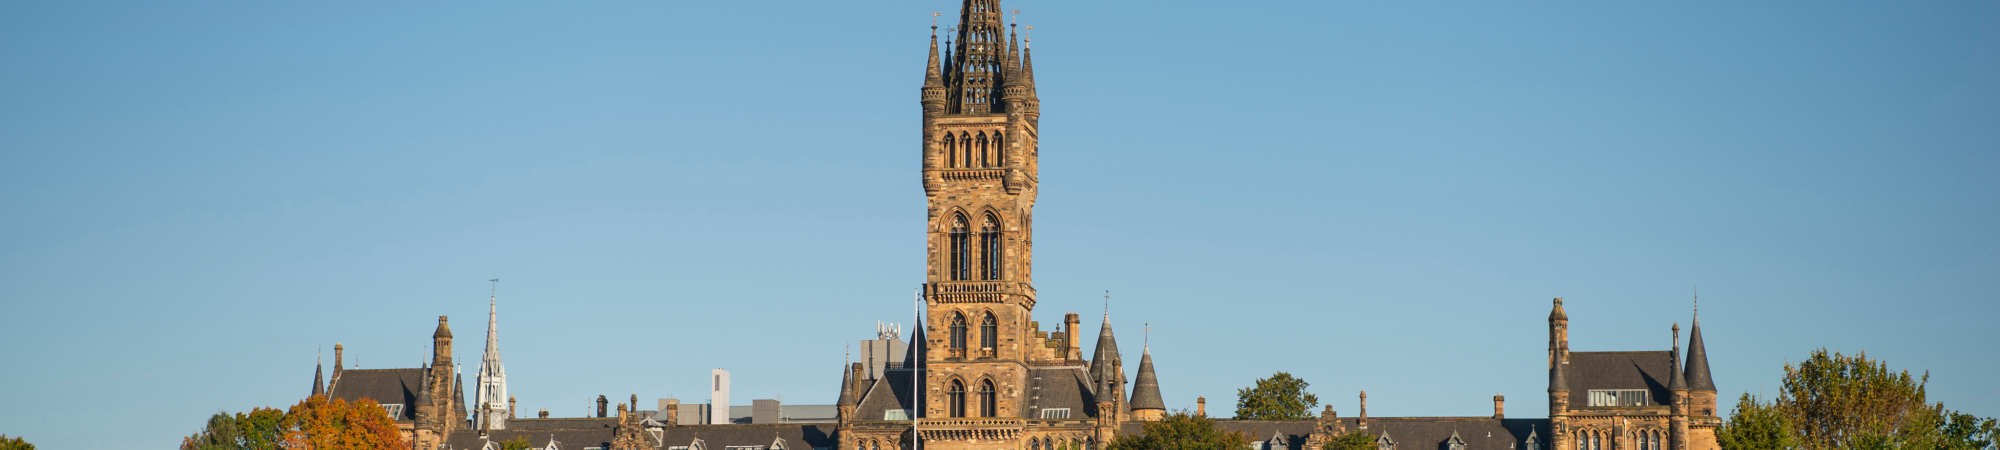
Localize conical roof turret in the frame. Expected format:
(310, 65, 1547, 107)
(1129, 347, 1165, 411)
(312, 358, 324, 397)
(925, 27, 943, 87)
(1089, 312, 1119, 388)
(1685, 315, 1716, 391)
(837, 364, 859, 406)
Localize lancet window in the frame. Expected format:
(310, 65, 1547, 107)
(948, 380, 967, 418)
(979, 214, 1002, 280)
(978, 380, 997, 417)
(949, 214, 969, 280)
(979, 312, 997, 357)
(949, 313, 968, 356)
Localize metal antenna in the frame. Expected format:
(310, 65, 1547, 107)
(1143, 323, 1150, 349)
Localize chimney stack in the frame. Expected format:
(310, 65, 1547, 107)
(1196, 396, 1206, 416)
(509, 396, 517, 418)
(664, 399, 681, 425)
(597, 395, 609, 418)
(1494, 395, 1505, 419)
(1359, 391, 1369, 429)
(1065, 313, 1083, 360)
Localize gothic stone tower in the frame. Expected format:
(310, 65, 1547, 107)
(919, 0, 1040, 429)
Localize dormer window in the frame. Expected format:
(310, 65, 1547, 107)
(1586, 389, 1649, 407)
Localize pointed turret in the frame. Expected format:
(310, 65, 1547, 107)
(1685, 315, 1715, 392)
(1089, 313, 1119, 389)
(416, 368, 435, 406)
(311, 357, 325, 397)
(476, 291, 509, 430)
(925, 27, 943, 88)
(1128, 346, 1165, 420)
(837, 364, 859, 407)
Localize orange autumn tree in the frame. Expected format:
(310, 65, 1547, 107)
(282, 395, 405, 450)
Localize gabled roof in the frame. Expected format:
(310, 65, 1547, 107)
(1026, 366, 1102, 419)
(326, 368, 426, 421)
(1186, 418, 1549, 450)
(1566, 351, 1674, 406)
(657, 425, 836, 450)
(853, 370, 920, 421)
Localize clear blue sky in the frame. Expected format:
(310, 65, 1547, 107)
(3, 1, 1996, 448)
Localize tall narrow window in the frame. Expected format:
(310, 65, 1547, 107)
(995, 133, 1005, 167)
(979, 313, 997, 355)
(949, 215, 969, 281)
(960, 134, 973, 169)
(949, 314, 967, 355)
(978, 380, 996, 417)
(977, 133, 990, 168)
(943, 133, 957, 168)
(980, 215, 1001, 280)
(948, 380, 966, 418)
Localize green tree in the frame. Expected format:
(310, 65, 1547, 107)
(499, 435, 535, 450)
(0, 435, 35, 450)
(1106, 410, 1251, 450)
(1235, 372, 1319, 420)
(182, 412, 246, 450)
(1322, 431, 1376, 450)
(236, 407, 289, 450)
(1718, 394, 1797, 450)
(1739, 349, 2000, 450)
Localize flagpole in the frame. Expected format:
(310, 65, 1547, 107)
(913, 285, 924, 450)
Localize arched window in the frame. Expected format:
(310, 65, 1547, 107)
(978, 380, 997, 417)
(960, 134, 973, 169)
(1588, 432, 1601, 450)
(1031, 440, 1040, 450)
(949, 314, 968, 355)
(943, 133, 957, 168)
(980, 214, 1001, 280)
(949, 215, 969, 281)
(995, 133, 1005, 167)
(977, 132, 990, 168)
(948, 380, 967, 418)
(980, 312, 997, 355)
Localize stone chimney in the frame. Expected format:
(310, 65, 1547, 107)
(509, 396, 517, 418)
(1494, 395, 1505, 419)
(1065, 313, 1083, 360)
(1358, 391, 1369, 429)
(330, 343, 344, 390)
(663, 399, 681, 426)
(598, 395, 609, 418)
(1196, 396, 1206, 416)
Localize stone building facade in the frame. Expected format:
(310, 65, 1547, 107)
(305, 1, 1725, 450)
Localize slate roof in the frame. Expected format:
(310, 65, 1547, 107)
(442, 423, 614, 450)
(1684, 320, 1716, 392)
(659, 424, 836, 450)
(1128, 350, 1164, 411)
(1027, 366, 1102, 419)
(853, 369, 923, 421)
(1142, 418, 1548, 450)
(1566, 351, 1674, 406)
(327, 368, 427, 421)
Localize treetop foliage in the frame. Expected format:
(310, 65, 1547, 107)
(181, 395, 405, 450)
(0, 435, 35, 450)
(1106, 410, 1250, 450)
(1720, 349, 1996, 450)
(1236, 372, 1320, 420)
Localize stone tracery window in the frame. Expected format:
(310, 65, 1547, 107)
(980, 214, 1002, 280)
(978, 380, 997, 417)
(949, 313, 968, 356)
(949, 215, 969, 281)
(979, 312, 997, 357)
(948, 380, 967, 418)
